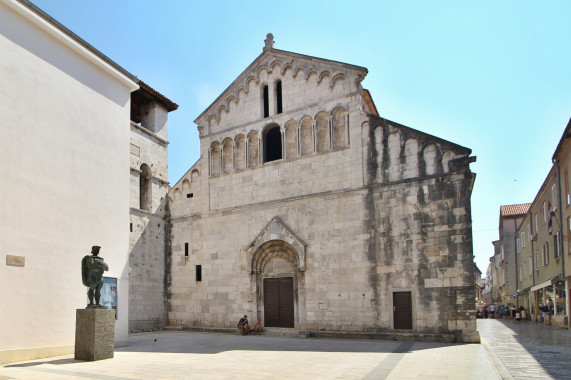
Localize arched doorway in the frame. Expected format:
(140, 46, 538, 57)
(248, 218, 307, 329)
(252, 240, 299, 328)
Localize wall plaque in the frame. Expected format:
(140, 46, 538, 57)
(6, 255, 25, 267)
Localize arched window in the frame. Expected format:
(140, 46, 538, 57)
(139, 164, 152, 211)
(263, 124, 282, 163)
(276, 80, 283, 114)
(248, 131, 259, 168)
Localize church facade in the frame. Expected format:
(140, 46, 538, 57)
(167, 35, 479, 342)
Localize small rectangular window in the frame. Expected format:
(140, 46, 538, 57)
(543, 202, 547, 223)
(552, 184, 558, 210)
(535, 214, 538, 233)
(516, 238, 521, 253)
(534, 251, 539, 271)
(543, 242, 549, 266)
(184, 243, 189, 257)
(196, 265, 202, 281)
(521, 232, 525, 248)
(187, 193, 194, 198)
(130, 223, 133, 232)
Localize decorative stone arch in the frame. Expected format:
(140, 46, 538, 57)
(222, 137, 234, 173)
(210, 141, 221, 176)
(331, 106, 347, 148)
(284, 119, 299, 159)
(441, 151, 457, 174)
(299, 115, 314, 156)
(191, 169, 200, 183)
(247, 217, 307, 328)
(235, 134, 247, 170)
(182, 178, 190, 194)
(315, 111, 330, 153)
(247, 130, 259, 168)
(421, 143, 441, 176)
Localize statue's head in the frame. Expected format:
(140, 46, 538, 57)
(91, 246, 101, 256)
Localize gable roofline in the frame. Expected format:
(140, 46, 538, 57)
(500, 203, 532, 218)
(368, 114, 473, 156)
(8, 0, 138, 90)
(552, 117, 571, 162)
(194, 35, 368, 124)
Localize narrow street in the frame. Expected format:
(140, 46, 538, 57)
(478, 318, 571, 379)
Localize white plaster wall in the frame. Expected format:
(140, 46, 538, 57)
(0, 2, 133, 358)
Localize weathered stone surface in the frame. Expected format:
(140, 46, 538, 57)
(165, 40, 478, 343)
(75, 309, 115, 361)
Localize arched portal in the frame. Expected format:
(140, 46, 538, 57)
(251, 240, 302, 328)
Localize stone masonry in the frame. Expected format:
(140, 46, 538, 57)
(167, 35, 479, 342)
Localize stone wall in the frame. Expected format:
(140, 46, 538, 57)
(128, 109, 170, 332)
(168, 44, 478, 342)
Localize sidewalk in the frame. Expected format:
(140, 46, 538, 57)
(0, 330, 498, 380)
(477, 318, 571, 379)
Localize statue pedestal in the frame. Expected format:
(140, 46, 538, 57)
(74, 308, 115, 361)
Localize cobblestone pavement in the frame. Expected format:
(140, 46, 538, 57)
(0, 330, 498, 380)
(477, 318, 571, 379)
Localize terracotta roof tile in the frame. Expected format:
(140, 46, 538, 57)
(500, 203, 531, 217)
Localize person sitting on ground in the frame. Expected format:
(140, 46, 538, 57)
(238, 315, 250, 335)
(254, 318, 263, 335)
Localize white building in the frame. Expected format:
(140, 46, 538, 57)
(0, 0, 176, 364)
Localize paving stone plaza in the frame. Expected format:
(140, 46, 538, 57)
(1, 319, 569, 379)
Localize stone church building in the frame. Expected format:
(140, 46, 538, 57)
(166, 35, 479, 342)
(2, 0, 478, 364)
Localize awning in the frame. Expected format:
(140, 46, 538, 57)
(530, 276, 560, 292)
(516, 287, 531, 295)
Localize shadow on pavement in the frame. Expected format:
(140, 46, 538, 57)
(5, 358, 78, 368)
(117, 330, 464, 355)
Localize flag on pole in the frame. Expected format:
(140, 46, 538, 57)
(548, 202, 554, 235)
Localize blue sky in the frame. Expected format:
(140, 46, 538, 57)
(31, 0, 571, 274)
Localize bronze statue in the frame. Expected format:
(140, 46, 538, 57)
(81, 246, 109, 308)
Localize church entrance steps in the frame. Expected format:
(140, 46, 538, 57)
(162, 326, 460, 342)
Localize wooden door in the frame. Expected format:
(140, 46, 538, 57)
(393, 291, 412, 330)
(264, 277, 294, 327)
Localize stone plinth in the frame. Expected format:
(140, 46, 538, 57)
(75, 308, 115, 361)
